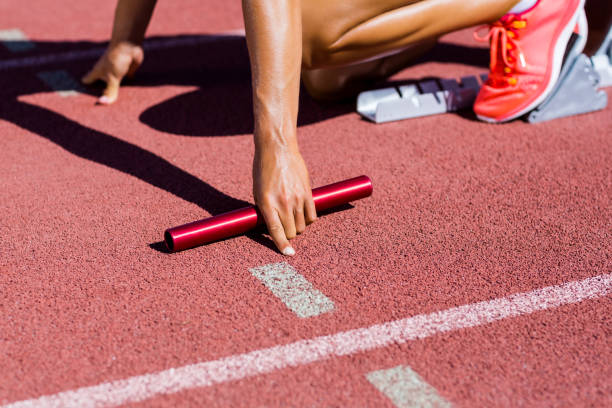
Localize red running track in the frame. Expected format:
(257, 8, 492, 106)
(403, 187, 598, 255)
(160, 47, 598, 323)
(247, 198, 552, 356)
(1, 1, 610, 407)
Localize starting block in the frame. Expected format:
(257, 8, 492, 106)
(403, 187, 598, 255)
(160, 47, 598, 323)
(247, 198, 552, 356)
(527, 26, 610, 123)
(356, 75, 485, 123)
(357, 26, 612, 124)
(527, 53, 607, 122)
(591, 22, 612, 87)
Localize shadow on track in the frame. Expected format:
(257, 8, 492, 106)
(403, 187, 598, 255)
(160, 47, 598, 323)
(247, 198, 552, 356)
(0, 34, 487, 252)
(1, 100, 251, 214)
(135, 36, 489, 136)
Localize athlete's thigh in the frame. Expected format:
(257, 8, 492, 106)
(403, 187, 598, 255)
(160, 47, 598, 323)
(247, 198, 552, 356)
(301, 0, 517, 68)
(301, 0, 419, 68)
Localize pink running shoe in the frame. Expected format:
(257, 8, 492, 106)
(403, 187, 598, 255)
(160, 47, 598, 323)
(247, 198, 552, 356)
(473, 0, 586, 123)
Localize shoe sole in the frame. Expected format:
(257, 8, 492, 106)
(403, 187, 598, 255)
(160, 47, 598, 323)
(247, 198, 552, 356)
(477, 0, 586, 123)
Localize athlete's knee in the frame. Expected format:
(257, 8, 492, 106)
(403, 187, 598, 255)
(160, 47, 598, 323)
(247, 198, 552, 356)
(301, 68, 345, 100)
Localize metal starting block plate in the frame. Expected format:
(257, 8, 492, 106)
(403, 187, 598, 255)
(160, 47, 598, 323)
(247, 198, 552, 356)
(527, 53, 608, 123)
(593, 20, 612, 87)
(592, 54, 612, 88)
(357, 75, 486, 123)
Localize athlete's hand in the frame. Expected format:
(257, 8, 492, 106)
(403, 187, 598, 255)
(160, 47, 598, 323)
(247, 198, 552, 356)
(253, 145, 317, 256)
(81, 41, 144, 105)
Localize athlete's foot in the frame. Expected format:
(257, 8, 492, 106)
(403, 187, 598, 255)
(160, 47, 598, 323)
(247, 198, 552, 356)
(473, 0, 586, 123)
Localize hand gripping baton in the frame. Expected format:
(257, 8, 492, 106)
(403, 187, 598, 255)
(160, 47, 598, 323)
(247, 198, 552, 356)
(164, 175, 373, 252)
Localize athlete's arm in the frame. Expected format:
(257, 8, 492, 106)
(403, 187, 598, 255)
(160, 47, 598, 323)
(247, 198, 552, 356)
(82, 0, 157, 104)
(242, 0, 317, 255)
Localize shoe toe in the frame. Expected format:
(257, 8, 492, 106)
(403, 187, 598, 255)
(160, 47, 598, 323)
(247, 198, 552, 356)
(474, 84, 529, 122)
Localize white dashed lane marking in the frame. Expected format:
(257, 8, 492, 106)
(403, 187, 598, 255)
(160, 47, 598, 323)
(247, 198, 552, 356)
(3, 273, 610, 408)
(0, 29, 35, 53)
(249, 262, 335, 318)
(36, 70, 82, 97)
(367, 365, 451, 408)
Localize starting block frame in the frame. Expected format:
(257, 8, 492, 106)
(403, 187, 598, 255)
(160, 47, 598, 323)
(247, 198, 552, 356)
(591, 22, 612, 87)
(526, 53, 607, 123)
(357, 75, 485, 124)
(357, 25, 612, 124)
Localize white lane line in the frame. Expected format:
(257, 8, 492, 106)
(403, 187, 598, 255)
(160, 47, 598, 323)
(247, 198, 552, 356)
(0, 29, 244, 71)
(367, 365, 451, 408)
(0, 29, 35, 53)
(36, 70, 82, 97)
(3, 274, 610, 408)
(250, 262, 335, 318)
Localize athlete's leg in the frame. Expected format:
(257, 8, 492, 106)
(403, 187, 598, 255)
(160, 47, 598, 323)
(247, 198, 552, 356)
(300, 0, 520, 99)
(302, 38, 436, 100)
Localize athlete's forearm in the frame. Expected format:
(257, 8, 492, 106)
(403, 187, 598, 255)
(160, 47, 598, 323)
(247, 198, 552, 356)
(242, 0, 302, 152)
(110, 0, 158, 46)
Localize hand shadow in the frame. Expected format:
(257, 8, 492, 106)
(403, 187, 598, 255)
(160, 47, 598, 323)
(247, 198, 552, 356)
(134, 34, 355, 136)
(0, 36, 257, 251)
(0, 35, 356, 253)
(1, 33, 488, 253)
(1, 98, 251, 214)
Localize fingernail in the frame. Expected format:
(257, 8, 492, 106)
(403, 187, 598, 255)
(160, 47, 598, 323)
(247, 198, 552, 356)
(282, 246, 295, 256)
(98, 96, 111, 105)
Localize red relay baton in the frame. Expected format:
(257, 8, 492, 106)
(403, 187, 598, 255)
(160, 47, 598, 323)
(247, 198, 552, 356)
(164, 175, 373, 252)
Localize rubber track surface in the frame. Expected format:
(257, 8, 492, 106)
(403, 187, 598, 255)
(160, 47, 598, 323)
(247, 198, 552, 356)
(1, 1, 610, 406)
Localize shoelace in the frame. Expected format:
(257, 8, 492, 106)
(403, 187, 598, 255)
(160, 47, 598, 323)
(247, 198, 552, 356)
(474, 15, 527, 87)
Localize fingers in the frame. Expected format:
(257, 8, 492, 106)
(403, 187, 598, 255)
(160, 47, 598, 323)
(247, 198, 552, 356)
(98, 75, 120, 105)
(278, 201, 298, 241)
(81, 63, 121, 105)
(82, 45, 143, 105)
(261, 195, 317, 255)
(294, 204, 306, 235)
(81, 64, 102, 85)
(126, 47, 144, 78)
(126, 60, 141, 79)
(304, 195, 317, 225)
(261, 207, 294, 256)
(252, 150, 316, 256)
